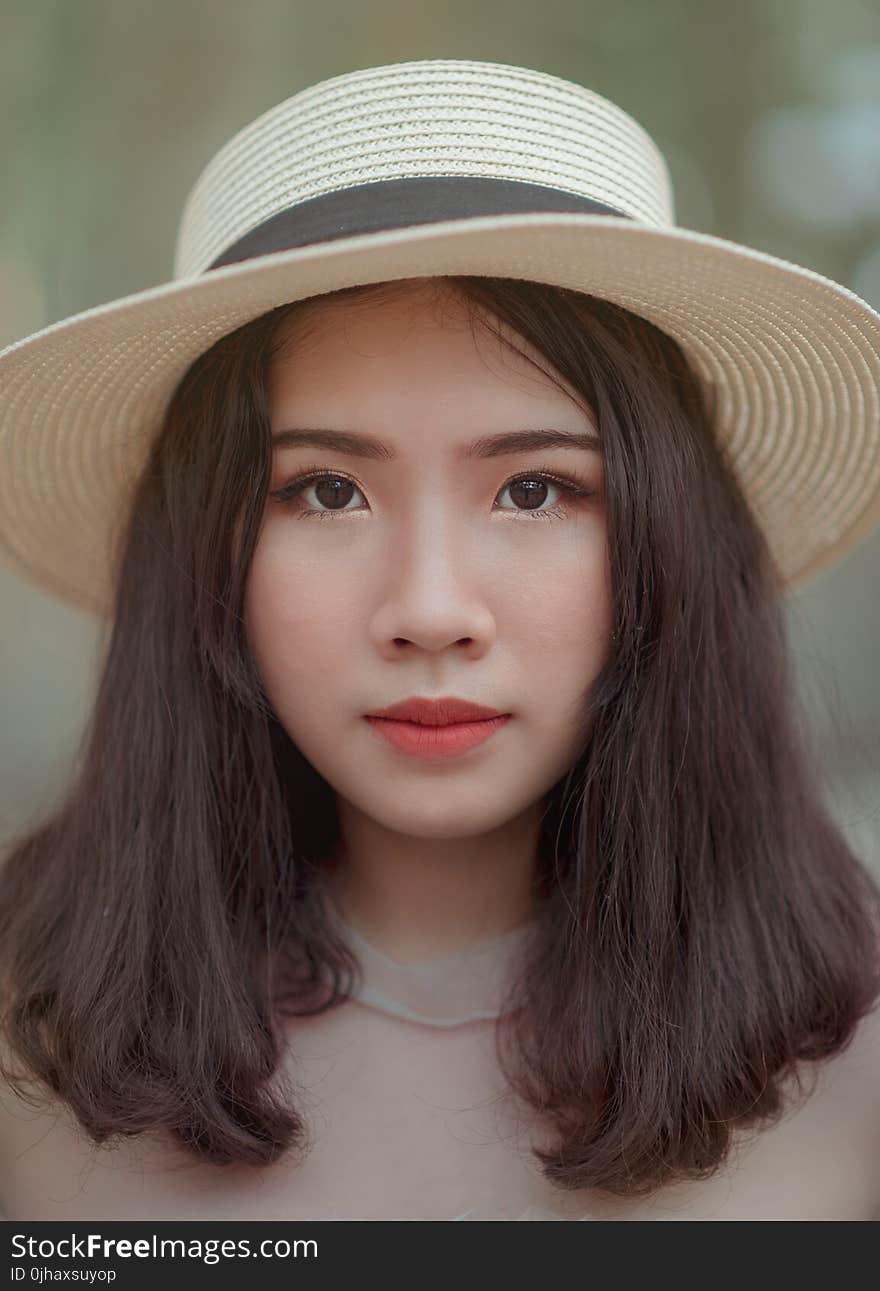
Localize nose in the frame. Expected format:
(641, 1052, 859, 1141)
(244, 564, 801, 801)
(368, 506, 496, 658)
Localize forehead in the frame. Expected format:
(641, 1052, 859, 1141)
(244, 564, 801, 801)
(267, 280, 591, 423)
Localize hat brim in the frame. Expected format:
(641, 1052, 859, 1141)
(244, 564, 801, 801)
(1, 211, 878, 616)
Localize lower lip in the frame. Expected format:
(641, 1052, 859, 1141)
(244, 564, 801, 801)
(364, 715, 512, 759)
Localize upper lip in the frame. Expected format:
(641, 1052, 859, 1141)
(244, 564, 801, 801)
(366, 697, 508, 726)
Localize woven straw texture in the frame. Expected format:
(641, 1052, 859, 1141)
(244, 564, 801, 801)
(173, 59, 675, 278)
(0, 58, 878, 617)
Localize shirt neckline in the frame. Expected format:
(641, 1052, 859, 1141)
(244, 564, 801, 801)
(320, 885, 538, 1027)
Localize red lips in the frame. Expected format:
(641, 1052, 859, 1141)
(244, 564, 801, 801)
(365, 696, 507, 726)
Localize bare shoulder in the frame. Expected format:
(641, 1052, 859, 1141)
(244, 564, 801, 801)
(854, 1001, 880, 1214)
(0, 1032, 106, 1218)
(767, 996, 880, 1205)
(806, 913, 880, 1157)
(787, 997, 880, 1128)
(816, 999, 880, 1212)
(835, 926, 880, 1151)
(836, 997, 880, 1131)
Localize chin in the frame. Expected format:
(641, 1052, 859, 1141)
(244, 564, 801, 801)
(365, 798, 520, 840)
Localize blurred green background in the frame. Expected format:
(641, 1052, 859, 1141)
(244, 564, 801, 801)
(1, 0, 879, 875)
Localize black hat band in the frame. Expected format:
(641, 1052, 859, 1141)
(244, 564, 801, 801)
(207, 174, 629, 270)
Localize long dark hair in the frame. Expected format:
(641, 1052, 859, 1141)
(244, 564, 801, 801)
(1, 275, 878, 1198)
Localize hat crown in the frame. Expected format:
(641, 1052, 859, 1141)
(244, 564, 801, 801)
(173, 58, 676, 279)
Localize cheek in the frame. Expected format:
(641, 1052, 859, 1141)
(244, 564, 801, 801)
(497, 535, 612, 656)
(244, 539, 362, 690)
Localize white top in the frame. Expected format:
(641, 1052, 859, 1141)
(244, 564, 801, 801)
(300, 892, 595, 1221)
(321, 890, 538, 1028)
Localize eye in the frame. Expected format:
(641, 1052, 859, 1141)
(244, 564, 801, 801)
(268, 467, 596, 519)
(495, 472, 594, 516)
(270, 470, 366, 517)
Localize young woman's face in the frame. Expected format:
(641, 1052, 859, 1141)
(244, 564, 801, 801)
(245, 281, 612, 840)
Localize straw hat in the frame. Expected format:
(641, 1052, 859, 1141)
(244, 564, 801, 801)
(1, 57, 878, 617)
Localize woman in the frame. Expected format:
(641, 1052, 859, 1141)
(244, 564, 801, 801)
(0, 60, 878, 1221)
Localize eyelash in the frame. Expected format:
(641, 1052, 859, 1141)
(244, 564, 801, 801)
(268, 464, 596, 521)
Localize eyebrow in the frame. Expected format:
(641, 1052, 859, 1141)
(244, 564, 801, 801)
(270, 427, 602, 459)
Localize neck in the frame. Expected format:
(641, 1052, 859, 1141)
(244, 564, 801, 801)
(322, 799, 544, 963)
